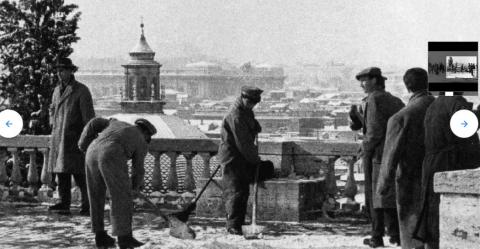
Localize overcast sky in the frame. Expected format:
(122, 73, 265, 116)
(67, 0, 480, 67)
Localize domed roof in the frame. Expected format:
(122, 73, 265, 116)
(130, 22, 154, 54)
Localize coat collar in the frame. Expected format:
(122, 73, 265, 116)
(409, 90, 429, 103)
(57, 76, 77, 106)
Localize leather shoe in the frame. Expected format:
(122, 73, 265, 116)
(363, 237, 384, 248)
(95, 231, 115, 248)
(48, 203, 70, 214)
(79, 207, 90, 216)
(389, 236, 401, 246)
(118, 233, 144, 249)
(227, 227, 243, 235)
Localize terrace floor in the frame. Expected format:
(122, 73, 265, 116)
(0, 202, 402, 249)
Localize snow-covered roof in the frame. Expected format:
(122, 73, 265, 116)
(109, 113, 207, 139)
(185, 61, 220, 68)
(271, 103, 289, 109)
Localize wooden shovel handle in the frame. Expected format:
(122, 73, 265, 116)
(252, 162, 260, 226)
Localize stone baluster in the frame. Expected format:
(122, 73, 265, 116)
(38, 148, 52, 201)
(182, 152, 196, 193)
(0, 149, 8, 186)
(199, 152, 212, 178)
(166, 152, 178, 193)
(39, 148, 51, 188)
(24, 149, 38, 194)
(8, 148, 22, 191)
(326, 156, 339, 198)
(151, 151, 163, 192)
(343, 156, 358, 202)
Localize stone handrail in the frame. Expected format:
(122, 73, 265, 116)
(0, 135, 361, 206)
(0, 135, 50, 198)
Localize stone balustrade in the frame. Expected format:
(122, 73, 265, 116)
(0, 135, 361, 219)
(0, 135, 51, 201)
(434, 167, 480, 248)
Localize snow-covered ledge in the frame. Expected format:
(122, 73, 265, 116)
(434, 167, 480, 249)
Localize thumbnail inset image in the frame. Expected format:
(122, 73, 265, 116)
(446, 56, 477, 79)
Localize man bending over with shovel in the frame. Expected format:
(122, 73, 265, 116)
(218, 86, 274, 235)
(78, 117, 157, 249)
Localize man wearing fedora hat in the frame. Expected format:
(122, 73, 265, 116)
(78, 117, 157, 249)
(351, 67, 404, 247)
(218, 86, 274, 235)
(48, 57, 95, 215)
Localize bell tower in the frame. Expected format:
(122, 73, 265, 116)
(121, 20, 165, 113)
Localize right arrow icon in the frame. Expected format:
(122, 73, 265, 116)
(461, 120, 468, 127)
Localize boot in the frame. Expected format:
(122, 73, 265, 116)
(95, 231, 115, 248)
(363, 236, 384, 248)
(389, 235, 401, 246)
(118, 233, 144, 249)
(79, 206, 90, 216)
(227, 227, 243, 235)
(48, 202, 70, 214)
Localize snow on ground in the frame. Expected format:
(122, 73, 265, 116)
(0, 202, 401, 249)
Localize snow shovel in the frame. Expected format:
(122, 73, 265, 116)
(242, 163, 266, 239)
(170, 163, 223, 222)
(135, 192, 196, 240)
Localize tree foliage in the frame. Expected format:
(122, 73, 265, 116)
(0, 0, 81, 134)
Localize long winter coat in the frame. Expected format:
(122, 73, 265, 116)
(218, 97, 262, 168)
(413, 96, 480, 246)
(48, 77, 95, 174)
(377, 90, 434, 249)
(362, 90, 404, 210)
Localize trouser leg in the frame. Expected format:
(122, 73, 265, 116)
(223, 163, 249, 229)
(100, 161, 133, 236)
(86, 160, 106, 233)
(73, 173, 89, 210)
(57, 173, 72, 206)
(371, 208, 385, 238)
(384, 208, 400, 238)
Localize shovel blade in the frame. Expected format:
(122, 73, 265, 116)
(241, 224, 266, 239)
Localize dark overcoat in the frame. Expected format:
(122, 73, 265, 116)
(377, 90, 434, 249)
(362, 90, 404, 210)
(218, 97, 262, 168)
(48, 77, 95, 174)
(413, 96, 480, 246)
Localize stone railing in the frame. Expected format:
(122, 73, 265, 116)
(434, 168, 480, 248)
(0, 135, 51, 201)
(0, 135, 361, 215)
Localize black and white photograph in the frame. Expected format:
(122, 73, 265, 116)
(0, 1, 480, 249)
(446, 56, 477, 79)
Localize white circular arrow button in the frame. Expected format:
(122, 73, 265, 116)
(0, 109, 23, 138)
(450, 110, 478, 138)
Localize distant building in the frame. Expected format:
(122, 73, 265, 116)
(120, 22, 165, 113)
(160, 62, 285, 100)
(105, 21, 206, 139)
(77, 61, 286, 102)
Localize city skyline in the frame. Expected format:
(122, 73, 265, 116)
(68, 0, 480, 68)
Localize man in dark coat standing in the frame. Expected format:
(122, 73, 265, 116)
(377, 68, 434, 249)
(218, 86, 274, 235)
(78, 117, 157, 249)
(351, 67, 404, 247)
(413, 95, 480, 249)
(48, 57, 95, 215)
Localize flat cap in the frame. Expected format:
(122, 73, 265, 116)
(241, 86, 263, 103)
(134, 118, 157, 136)
(355, 67, 387, 80)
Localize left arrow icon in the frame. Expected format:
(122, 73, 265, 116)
(5, 120, 11, 127)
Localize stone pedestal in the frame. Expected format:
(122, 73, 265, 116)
(195, 177, 327, 221)
(434, 167, 480, 249)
